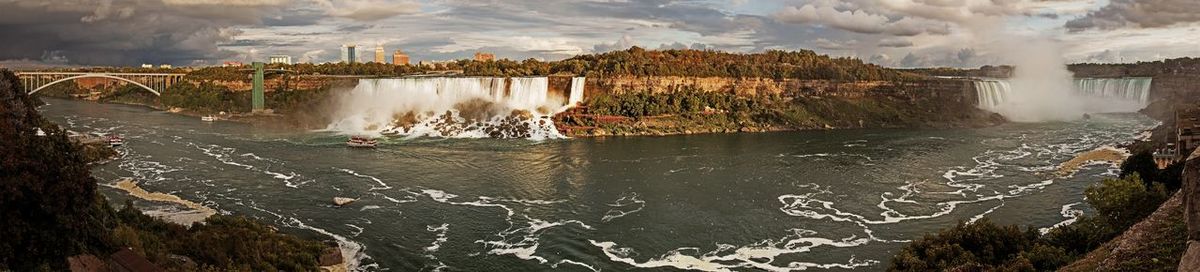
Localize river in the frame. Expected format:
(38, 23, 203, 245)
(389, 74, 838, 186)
(39, 97, 1156, 271)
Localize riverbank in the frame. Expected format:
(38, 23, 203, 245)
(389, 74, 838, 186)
(0, 69, 343, 270)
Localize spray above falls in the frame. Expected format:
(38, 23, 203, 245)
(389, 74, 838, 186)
(324, 77, 586, 140)
(975, 77, 1153, 117)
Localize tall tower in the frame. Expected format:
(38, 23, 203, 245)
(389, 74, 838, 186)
(374, 44, 385, 63)
(392, 49, 409, 65)
(341, 44, 357, 63)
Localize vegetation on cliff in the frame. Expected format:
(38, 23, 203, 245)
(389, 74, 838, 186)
(558, 47, 922, 80)
(889, 150, 1186, 271)
(556, 84, 999, 136)
(0, 70, 328, 270)
(184, 47, 924, 81)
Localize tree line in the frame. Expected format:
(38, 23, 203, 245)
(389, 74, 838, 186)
(175, 47, 926, 81)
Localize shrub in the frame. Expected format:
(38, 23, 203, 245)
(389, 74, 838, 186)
(889, 219, 1037, 271)
(1084, 174, 1168, 228)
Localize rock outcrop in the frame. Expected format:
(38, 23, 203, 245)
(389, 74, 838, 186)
(1180, 149, 1200, 271)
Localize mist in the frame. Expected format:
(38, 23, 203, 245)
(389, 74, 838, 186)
(990, 36, 1086, 122)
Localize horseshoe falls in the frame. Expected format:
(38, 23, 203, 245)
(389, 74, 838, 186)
(324, 77, 584, 139)
(1073, 77, 1153, 103)
(975, 77, 1153, 115)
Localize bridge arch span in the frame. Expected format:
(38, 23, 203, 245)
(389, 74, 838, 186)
(28, 74, 162, 96)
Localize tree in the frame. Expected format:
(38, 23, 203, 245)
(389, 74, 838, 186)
(1084, 174, 1168, 230)
(1119, 151, 1158, 186)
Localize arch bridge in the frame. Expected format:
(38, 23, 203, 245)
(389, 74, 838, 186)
(16, 72, 187, 96)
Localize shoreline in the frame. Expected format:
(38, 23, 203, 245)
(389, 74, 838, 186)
(107, 178, 217, 225)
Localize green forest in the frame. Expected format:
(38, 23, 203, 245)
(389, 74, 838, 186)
(174, 47, 924, 81)
(0, 70, 330, 271)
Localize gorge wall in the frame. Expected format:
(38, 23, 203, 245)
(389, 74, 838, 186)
(1180, 149, 1200, 270)
(584, 75, 979, 104)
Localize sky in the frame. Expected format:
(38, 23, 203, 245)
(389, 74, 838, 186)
(0, 0, 1197, 68)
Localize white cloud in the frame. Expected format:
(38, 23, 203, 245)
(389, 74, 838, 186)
(774, 4, 947, 36)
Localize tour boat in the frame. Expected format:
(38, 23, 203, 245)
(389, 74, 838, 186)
(107, 135, 124, 147)
(201, 115, 217, 122)
(346, 136, 378, 148)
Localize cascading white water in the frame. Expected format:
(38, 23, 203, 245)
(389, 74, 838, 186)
(1073, 78, 1152, 104)
(568, 77, 585, 106)
(975, 77, 1153, 114)
(324, 77, 572, 140)
(974, 79, 1012, 112)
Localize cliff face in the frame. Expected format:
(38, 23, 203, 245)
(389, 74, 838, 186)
(557, 75, 1000, 136)
(586, 75, 978, 102)
(202, 75, 355, 92)
(1181, 150, 1200, 270)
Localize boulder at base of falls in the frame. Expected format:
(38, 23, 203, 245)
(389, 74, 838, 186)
(333, 197, 356, 206)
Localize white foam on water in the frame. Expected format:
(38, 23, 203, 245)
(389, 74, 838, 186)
(359, 205, 381, 211)
(239, 201, 373, 271)
(345, 224, 364, 237)
(590, 228, 876, 272)
(335, 167, 392, 190)
(416, 188, 597, 270)
(967, 201, 1006, 224)
(601, 192, 645, 222)
(187, 142, 313, 188)
(425, 223, 450, 253)
(1040, 202, 1085, 234)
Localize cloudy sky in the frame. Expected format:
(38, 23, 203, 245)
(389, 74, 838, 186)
(0, 0, 1197, 68)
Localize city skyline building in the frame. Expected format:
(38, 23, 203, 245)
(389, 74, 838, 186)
(268, 55, 292, 65)
(341, 44, 357, 63)
(392, 49, 409, 65)
(474, 52, 495, 61)
(374, 44, 385, 63)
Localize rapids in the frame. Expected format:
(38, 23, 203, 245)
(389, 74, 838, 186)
(41, 97, 1156, 271)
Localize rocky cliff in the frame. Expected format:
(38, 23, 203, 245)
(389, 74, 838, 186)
(1180, 150, 1200, 270)
(557, 75, 1001, 136)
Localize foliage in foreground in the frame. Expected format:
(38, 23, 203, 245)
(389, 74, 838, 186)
(0, 70, 326, 271)
(112, 202, 327, 271)
(889, 152, 1183, 272)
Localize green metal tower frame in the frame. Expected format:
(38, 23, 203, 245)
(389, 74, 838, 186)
(252, 62, 265, 112)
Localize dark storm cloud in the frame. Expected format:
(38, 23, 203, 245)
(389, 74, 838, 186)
(1066, 0, 1200, 31)
(0, 0, 289, 66)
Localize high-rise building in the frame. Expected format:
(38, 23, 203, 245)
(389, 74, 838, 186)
(392, 50, 409, 65)
(341, 44, 357, 63)
(474, 51, 495, 61)
(268, 55, 292, 65)
(374, 44, 385, 63)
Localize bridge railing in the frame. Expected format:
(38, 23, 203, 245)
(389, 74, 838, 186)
(16, 72, 186, 95)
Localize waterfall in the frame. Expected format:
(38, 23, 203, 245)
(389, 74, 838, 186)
(568, 77, 585, 106)
(974, 79, 1012, 111)
(324, 77, 568, 139)
(974, 77, 1152, 113)
(1073, 77, 1152, 104)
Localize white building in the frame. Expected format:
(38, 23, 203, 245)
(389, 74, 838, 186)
(158, 64, 172, 69)
(374, 44, 385, 63)
(268, 55, 292, 65)
(340, 44, 358, 63)
(140, 64, 153, 68)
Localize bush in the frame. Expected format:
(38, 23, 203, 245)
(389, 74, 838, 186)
(1084, 174, 1168, 228)
(891, 174, 1173, 272)
(1119, 151, 1158, 186)
(889, 219, 1037, 271)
